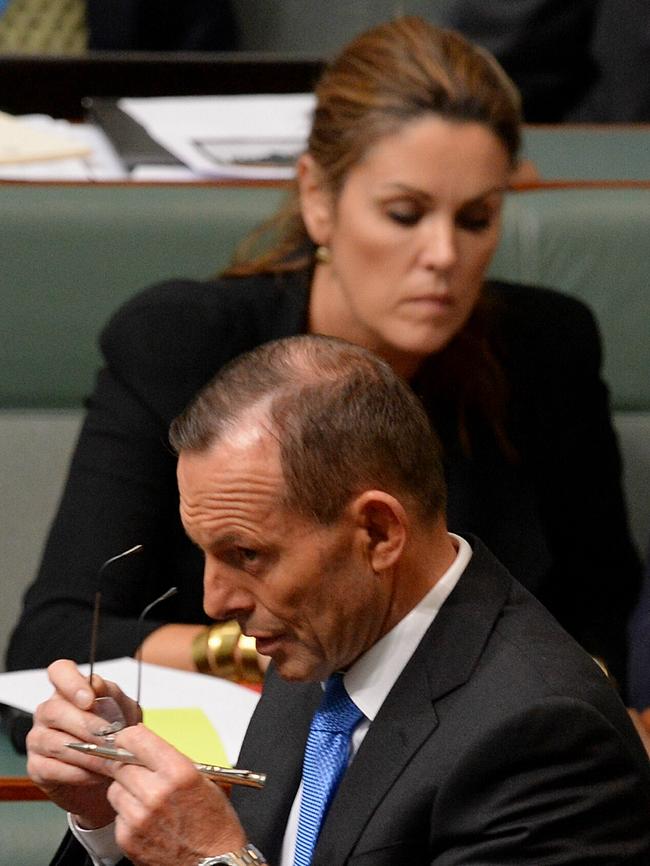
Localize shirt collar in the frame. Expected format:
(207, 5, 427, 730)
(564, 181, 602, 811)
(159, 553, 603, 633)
(343, 533, 472, 722)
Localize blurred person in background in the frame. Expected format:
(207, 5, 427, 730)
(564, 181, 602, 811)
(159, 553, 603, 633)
(6, 17, 641, 701)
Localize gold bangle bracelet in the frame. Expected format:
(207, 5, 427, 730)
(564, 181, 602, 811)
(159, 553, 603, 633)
(191, 627, 212, 675)
(237, 633, 264, 684)
(193, 621, 264, 683)
(205, 620, 241, 680)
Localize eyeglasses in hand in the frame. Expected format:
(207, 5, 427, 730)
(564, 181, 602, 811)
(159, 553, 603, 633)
(87, 544, 177, 736)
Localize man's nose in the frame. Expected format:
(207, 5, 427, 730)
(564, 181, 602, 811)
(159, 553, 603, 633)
(203, 565, 255, 621)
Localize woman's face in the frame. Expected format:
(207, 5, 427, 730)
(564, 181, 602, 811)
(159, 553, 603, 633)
(302, 115, 512, 375)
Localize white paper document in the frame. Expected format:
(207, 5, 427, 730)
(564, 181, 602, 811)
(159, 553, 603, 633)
(0, 115, 127, 181)
(119, 93, 315, 179)
(0, 110, 91, 164)
(0, 657, 259, 765)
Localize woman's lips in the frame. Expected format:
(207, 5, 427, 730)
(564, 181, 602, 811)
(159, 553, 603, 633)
(404, 294, 454, 314)
(410, 291, 453, 303)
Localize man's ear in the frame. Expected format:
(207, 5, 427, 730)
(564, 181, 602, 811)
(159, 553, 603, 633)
(351, 491, 407, 573)
(296, 153, 334, 246)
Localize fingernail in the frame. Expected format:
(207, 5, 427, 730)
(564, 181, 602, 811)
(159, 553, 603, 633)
(75, 689, 94, 707)
(92, 720, 125, 738)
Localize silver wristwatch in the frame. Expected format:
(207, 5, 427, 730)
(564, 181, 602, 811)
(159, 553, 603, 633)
(197, 843, 267, 866)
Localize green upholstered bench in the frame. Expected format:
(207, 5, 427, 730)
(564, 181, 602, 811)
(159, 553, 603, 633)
(489, 186, 650, 561)
(3, 182, 647, 409)
(0, 730, 66, 865)
(2, 182, 649, 669)
(491, 187, 650, 413)
(521, 126, 650, 182)
(0, 183, 286, 408)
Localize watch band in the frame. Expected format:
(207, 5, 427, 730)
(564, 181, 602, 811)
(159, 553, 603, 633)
(197, 842, 267, 865)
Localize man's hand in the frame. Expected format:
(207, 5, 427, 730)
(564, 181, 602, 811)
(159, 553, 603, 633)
(105, 724, 247, 866)
(27, 659, 141, 829)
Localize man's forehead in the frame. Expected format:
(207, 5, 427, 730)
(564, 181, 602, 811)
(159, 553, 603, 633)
(177, 427, 283, 494)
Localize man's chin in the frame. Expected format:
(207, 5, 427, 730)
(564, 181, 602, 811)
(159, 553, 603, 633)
(271, 650, 328, 683)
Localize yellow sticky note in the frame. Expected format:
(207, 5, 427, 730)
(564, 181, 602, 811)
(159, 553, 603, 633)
(142, 707, 230, 767)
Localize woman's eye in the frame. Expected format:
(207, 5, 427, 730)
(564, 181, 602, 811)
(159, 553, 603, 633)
(457, 210, 493, 232)
(386, 206, 422, 227)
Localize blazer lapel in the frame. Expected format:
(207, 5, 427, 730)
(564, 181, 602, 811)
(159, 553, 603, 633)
(314, 537, 512, 864)
(232, 672, 321, 864)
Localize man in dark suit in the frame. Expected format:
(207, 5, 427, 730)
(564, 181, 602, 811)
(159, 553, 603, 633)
(445, 0, 650, 122)
(86, 0, 238, 51)
(28, 335, 650, 865)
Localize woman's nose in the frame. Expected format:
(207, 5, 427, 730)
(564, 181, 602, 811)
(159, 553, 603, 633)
(419, 218, 457, 271)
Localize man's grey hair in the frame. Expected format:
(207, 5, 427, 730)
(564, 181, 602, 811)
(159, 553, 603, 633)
(169, 334, 446, 524)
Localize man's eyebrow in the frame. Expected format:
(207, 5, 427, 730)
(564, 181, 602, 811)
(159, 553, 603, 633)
(207, 531, 250, 552)
(184, 530, 243, 552)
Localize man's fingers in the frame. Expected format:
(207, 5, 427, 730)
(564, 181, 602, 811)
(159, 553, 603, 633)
(33, 692, 111, 743)
(46, 659, 141, 726)
(115, 724, 194, 777)
(28, 712, 117, 777)
(48, 659, 96, 709)
(28, 749, 110, 788)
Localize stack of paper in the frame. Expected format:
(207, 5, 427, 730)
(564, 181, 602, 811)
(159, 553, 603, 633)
(120, 93, 315, 180)
(0, 114, 127, 181)
(0, 657, 260, 766)
(0, 110, 91, 164)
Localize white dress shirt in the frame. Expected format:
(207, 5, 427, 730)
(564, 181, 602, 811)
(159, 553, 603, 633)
(71, 534, 472, 866)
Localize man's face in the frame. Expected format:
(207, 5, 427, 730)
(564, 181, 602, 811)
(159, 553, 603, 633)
(177, 428, 388, 682)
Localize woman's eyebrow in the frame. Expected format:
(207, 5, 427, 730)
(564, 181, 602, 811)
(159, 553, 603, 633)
(377, 181, 508, 203)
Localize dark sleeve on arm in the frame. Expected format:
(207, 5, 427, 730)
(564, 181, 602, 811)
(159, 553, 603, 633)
(569, 0, 650, 121)
(500, 286, 642, 692)
(6, 274, 306, 670)
(5, 281, 236, 669)
(444, 0, 599, 121)
(628, 544, 650, 710)
(430, 698, 650, 864)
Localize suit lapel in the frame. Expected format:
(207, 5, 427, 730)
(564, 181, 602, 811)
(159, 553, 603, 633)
(232, 672, 321, 864)
(314, 537, 512, 864)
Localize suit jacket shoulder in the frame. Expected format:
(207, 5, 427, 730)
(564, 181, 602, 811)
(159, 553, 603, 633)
(484, 280, 602, 381)
(99, 272, 311, 423)
(233, 537, 650, 865)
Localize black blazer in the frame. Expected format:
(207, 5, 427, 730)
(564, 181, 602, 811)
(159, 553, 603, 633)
(49, 539, 650, 865)
(6, 275, 640, 687)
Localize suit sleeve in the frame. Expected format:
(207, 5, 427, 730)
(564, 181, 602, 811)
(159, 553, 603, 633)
(502, 288, 641, 692)
(444, 0, 598, 121)
(5, 281, 235, 669)
(5, 272, 304, 672)
(568, 0, 650, 121)
(628, 544, 650, 709)
(430, 697, 650, 864)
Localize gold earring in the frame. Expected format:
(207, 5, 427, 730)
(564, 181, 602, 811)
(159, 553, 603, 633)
(315, 245, 331, 264)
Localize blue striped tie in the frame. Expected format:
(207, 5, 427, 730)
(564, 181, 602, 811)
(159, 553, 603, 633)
(293, 673, 364, 866)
